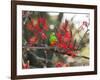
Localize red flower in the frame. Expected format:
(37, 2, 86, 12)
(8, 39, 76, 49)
(43, 23, 48, 31)
(57, 42, 68, 49)
(28, 36, 38, 46)
(41, 32, 47, 40)
(26, 21, 34, 32)
(63, 31, 71, 42)
(69, 42, 74, 49)
(34, 24, 42, 32)
(55, 62, 64, 67)
(26, 18, 48, 33)
(56, 32, 62, 42)
(22, 63, 29, 69)
(37, 17, 48, 31)
(67, 50, 76, 57)
(38, 17, 45, 24)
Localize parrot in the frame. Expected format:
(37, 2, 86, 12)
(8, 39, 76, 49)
(49, 32, 57, 46)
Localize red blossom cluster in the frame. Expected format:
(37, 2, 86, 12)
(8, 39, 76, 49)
(22, 63, 29, 69)
(56, 21, 78, 57)
(55, 61, 69, 67)
(26, 17, 48, 45)
(26, 17, 79, 57)
(26, 17, 48, 32)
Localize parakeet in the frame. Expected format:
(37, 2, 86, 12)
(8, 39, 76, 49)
(49, 32, 57, 46)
